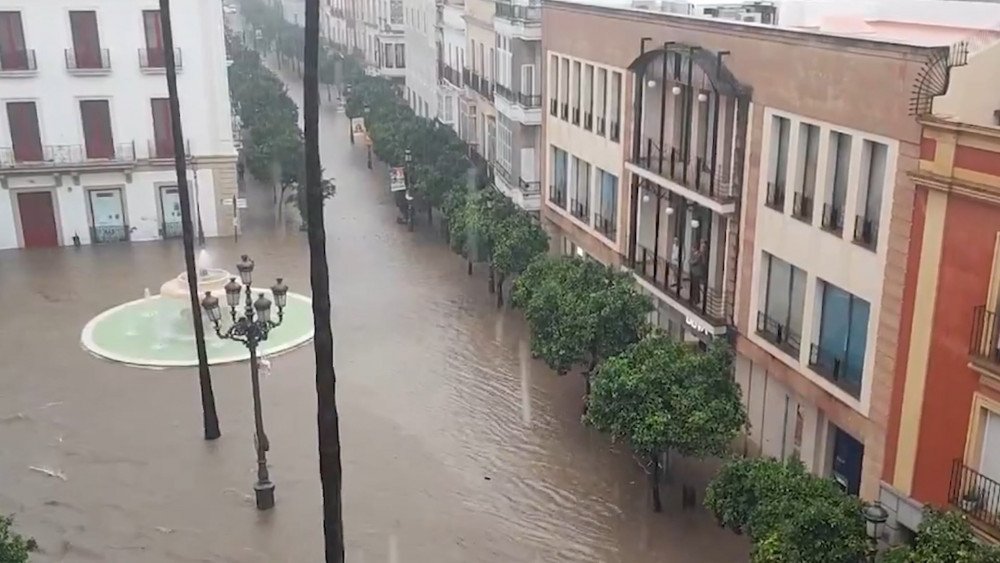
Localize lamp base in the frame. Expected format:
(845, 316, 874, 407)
(254, 480, 275, 510)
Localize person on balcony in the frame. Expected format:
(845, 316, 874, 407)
(690, 240, 707, 308)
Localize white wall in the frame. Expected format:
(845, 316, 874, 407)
(404, 0, 439, 119)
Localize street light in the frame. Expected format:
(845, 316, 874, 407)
(200, 254, 289, 511)
(862, 501, 889, 561)
(404, 148, 414, 231)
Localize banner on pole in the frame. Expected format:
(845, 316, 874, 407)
(351, 117, 366, 138)
(389, 167, 406, 192)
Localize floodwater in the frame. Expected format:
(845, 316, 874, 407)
(0, 62, 749, 562)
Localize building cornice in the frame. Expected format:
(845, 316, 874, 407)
(910, 169, 1000, 206)
(919, 115, 1000, 141)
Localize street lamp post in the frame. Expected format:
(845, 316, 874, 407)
(861, 501, 889, 562)
(364, 105, 372, 169)
(346, 84, 354, 145)
(404, 148, 414, 232)
(200, 254, 289, 511)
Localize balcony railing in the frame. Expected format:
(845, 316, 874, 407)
(560, 102, 568, 121)
(65, 48, 111, 72)
(632, 139, 736, 203)
(549, 185, 566, 208)
(139, 48, 182, 70)
(147, 139, 192, 160)
(572, 107, 580, 125)
(821, 202, 844, 234)
(518, 178, 540, 195)
(969, 305, 1000, 375)
(518, 92, 541, 108)
(596, 212, 616, 240)
(792, 192, 813, 222)
(756, 311, 801, 358)
(549, 98, 558, 116)
(583, 111, 593, 131)
(494, 2, 541, 21)
(808, 343, 861, 398)
(853, 215, 878, 250)
(0, 143, 135, 168)
(610, 120, 620, 142)
(765, 181, 785, 211)
(570, 199, 589, 222)
(632, 244, 726, 323)
(0, 49, 37, 73)
(596, 116, 606, 136)
(440, 64, 462, 87)
(949, 459, 1000, 533)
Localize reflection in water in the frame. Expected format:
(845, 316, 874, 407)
(0, 58, 748, 562)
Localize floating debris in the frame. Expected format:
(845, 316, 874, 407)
(29, 466, 67, 481)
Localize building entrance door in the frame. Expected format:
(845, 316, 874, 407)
(17, 191, 58, 248)
(159, 186, 182, 238)
(831, 426, 864, 496)
(89, 189, 127, 242)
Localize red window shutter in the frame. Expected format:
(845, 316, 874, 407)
(150, 98, 174, 158)
(6, 102, 42, 162)
(143, 10, 164, 67)
(81, 100, 114, 159)
(0, 11, 27, 70)
(70, 11, 101, 69)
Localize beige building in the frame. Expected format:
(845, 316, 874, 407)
(463, 0, 497, 164)
(540, 0, 941, 501)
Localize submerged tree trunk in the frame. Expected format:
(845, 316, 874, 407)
(467, 260, 473, 276)
(496, 273, 505, 307)
(488, 263, 495, 294)
(650, 454, 662, 513)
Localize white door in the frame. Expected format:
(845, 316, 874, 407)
(89, 189, 126, 243)
(980, 411, 1000, 482)
(160, 186, 182, 238)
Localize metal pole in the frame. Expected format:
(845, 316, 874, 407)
(248, 337, 275, 510)
(159, 0, 220, 440)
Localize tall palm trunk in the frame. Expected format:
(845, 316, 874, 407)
(159, 0, 219, 440)
(304, 2, 345, 561)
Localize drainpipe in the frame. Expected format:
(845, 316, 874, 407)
(627, 37, 652, 267)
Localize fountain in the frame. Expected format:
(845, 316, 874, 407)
(80, 252, 314, 368)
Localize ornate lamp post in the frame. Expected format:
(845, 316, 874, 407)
(861, 501, 889, 562)
(404, 148, 414, 231)
(200, 254, 289, 510)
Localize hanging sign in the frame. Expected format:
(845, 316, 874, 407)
(351, 117, 366, 137)
(389, 167, 406, 192)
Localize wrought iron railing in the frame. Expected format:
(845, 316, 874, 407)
(950, 459, 1000, 532)
(91, 224, 129, 244)
(609, 120, 620, 142)
(632, 243, 726, 322)
(595, 212, 616, 240)
(583, 111, 593, 130)
(560, 102, 568, 120)
(632, 139, 736, 202)
(756, 311, 801, 357)
(0, 143, 135, 167)
(440, 64, 462, 87)
(494, 2, 541, 21)
(570, 199, 589, 222)
(765, 181, 785, 211)
(139, 47, 182, 70)
(969, 305, 1000, 371)
(572, 107, 580, 125)
(0, 49, 37, 72)
(808, 343, 861, 398)
(853, 215, 878, 250)
(821, 202, 844, 234)
(549, 185, 566, 208)
(518, 178, 540, 195)
(549, 98, 558, 116)
(65, 48, 111, 71)
(147, 139, 191, 160)
(596, 116, 606, 136)
(793, 192, 814, 222)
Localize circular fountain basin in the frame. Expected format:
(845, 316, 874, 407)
(81, 292, 315, 368)
(160, 268, 233, 301)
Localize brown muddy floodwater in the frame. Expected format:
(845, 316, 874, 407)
(0, 65, 748, 562)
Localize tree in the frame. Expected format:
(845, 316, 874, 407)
(290, 177, 337, 229)
(490, 213, 548, 306)
(704, 458, 868, 563)
(512, 256, 651, 380)
(0, 515, 35, 563)
(303, 1, 345, 560)
(587, 335, 747, 512)
(880, 509, 1000, 562)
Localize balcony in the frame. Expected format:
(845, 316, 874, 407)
(820, 202, 844, 235)
(949, 459, 1000, 537)
(146, 139, 192, 161)
(139, 48, 182, 72)
(807, 343, 861, 398)
(0, 143, 136, 171)
(764, 181, 785, 211)
(0, 49, 37, 75)
(493, 2, 541, 40)
(518, 178, 540, 196)
(440, 63, 462, 88)
(494, 168, 540, 212)
(853, 215, 878, 251)
(466, 70, 493, 100)
(632, 243, 726, 327)
(755, 311, 801, 358)
(792, 192, 814, 223)
(969, 305, 1000, 379)
(494, 84, 541, 125)
(628, 139, 737, 214)
(548, 185, 566, 208)
(65, 49, 112, 74)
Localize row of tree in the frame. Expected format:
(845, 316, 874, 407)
(706, 457, 1000, 562)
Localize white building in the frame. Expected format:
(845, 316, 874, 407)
(404, 0, 439, 118)
(437, 0, 466, 134)
(0, 0, 237, 250)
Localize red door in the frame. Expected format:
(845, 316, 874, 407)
(0, 11, 28, 70)
(150, 98, 174, 158)
(6, 101, 43, 162)
(142, 10, 164, 67)
(69, 11, 101, 69)
(17, 192, 58, 248)
(81, 100, 114, 159)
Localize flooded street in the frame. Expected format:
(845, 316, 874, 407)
(0, 65, 748, 562)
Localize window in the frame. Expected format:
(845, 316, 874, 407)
(595, 68, 607, 135)
(582, 64, 594, 131)
(823, 131, 851, 234)
(811, 281, 869, 398)
(794, 123, 819, 222)
(571, 61, 581, 125)
(596, 168, 618, 239)
(855, 140, 886, 249)
(150, 98, 174, 159)
(69, 11, 103, 69)
(383, 43, 394, 68)
(550, 146, 567, 207)
(395, 43, 404, 68)
(520, 64, 536, 99)
(696, 90, 716, 163)
(497, 116, 513, 176)
(548, 55, 558, 116)
(757, 252, 806, 356)
(571, 156, 590, 222)
(80, 100, 114, 159)
(766, 116, 790, 210)
(559, 57, 569, 120)
(609, 71, 621, 142)
(5, 101, 42, 162)
(142, 10, 165, 67)
(0, 11, 29, 70)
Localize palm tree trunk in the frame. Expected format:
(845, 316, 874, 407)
(158, 0, 219, 441)
(304, 3, 345, 561)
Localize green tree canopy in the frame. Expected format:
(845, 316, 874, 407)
(880, 509, 1000, 562)
(0, 515, 35, 563)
